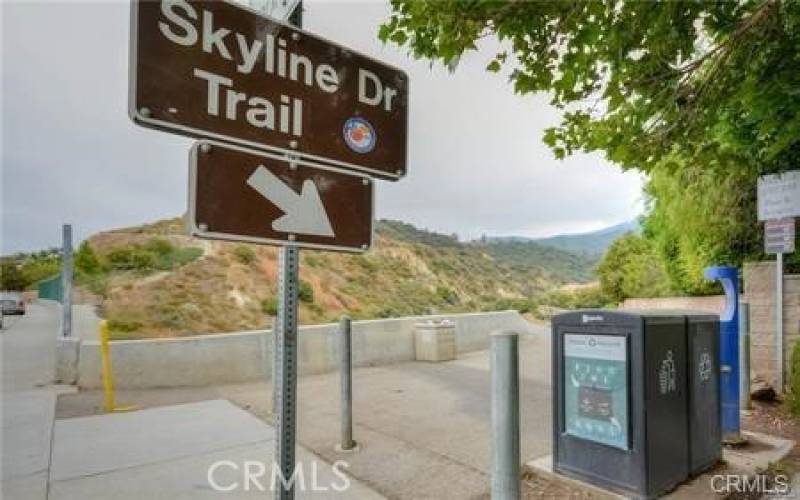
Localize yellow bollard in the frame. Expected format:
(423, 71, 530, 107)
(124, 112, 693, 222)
(99, 320, 137, 413)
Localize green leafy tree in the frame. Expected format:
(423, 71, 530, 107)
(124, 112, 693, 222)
(75, 241, 103, 275)
(381, 0, 800, 284)
(1, 262, 28, 290)
(597, 234, 673, 303)
(381, 1, 799, 173)
(643, 162, 765, 293)
(19, 251, 61, 288)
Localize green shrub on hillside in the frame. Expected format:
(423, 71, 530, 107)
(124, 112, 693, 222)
(107, 247, 157, 270)
(107, 317, 143, 335)
(298, 280, 314, 303)
(156, 247, 202, 270)
(597, 234, 673, 303)
(142, 238, 173, 257)
(105, 240, 201, 272)
(81, 273, 110, 298)
(233, 245, 256, 265)
(436, 286, 460, 305)
(75, 241, 104, 275)
(261, 297, 278, 316)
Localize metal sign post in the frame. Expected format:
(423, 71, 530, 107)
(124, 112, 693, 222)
(764, 217, 795, 392)
(274, 244, 299, 499)
(777, 251, 784, 391)
(61, 224, 73, 338)
(758, 172, 799, 393)
(270, 3, 301, 499)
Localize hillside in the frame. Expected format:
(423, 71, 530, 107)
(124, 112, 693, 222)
(492, 220, 640, 257)
(75, 217, 596, 339)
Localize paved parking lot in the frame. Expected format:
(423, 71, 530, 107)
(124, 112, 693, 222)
(57, 328, 553, 499)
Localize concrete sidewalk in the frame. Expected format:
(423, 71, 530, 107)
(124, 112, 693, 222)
(1, 302, 62, 500)
(57, 327, 554, 499)
(49, 400, 384, 499)
(56, 321, 798, 499)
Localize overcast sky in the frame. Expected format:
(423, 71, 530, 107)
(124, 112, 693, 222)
(1, 0, 644, 254)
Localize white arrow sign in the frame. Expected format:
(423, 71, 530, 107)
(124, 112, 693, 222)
(246, 165, 335, 237)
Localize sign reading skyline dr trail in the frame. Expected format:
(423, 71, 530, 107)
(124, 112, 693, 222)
(189, 141, 373, 252)
(130, 0, 408, 180)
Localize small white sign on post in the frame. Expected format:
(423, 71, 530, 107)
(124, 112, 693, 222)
(757, 170, 800, 221)
(765, 218, 796, 255)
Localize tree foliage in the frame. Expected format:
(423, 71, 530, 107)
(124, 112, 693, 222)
(382, 0, 799, 173)
(643, 162, 766, 294)
(381, 1, 800, 292)
(75, 241, 103, 275)
(597, 233, 673, 303)
(1, 262, 28, 291)
(0, 249, 61, 290)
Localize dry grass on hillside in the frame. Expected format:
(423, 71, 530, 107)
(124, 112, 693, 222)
(81, 217, 576, 339)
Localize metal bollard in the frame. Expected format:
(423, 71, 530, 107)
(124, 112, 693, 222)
(491, 331, 520, 500)
(99, 321, 136, 413)
(739, 303, 751, 410)
(100, 320, 116, 412)
(339, 315, 355, 450)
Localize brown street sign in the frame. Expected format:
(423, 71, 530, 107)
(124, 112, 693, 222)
(189, 141, 373, 252)
(130, 0, 408, 180)
(765, 218, 795, 255)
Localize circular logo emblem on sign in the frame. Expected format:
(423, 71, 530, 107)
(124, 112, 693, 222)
(343, 117, 376, 154)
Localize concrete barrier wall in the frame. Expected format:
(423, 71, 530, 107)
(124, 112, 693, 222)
(744, 262, 800, 389)
(621, 295, 727, 315)
(77, 310, 536, 389)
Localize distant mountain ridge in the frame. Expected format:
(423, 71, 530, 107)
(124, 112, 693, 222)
(488, 220, 640, 257)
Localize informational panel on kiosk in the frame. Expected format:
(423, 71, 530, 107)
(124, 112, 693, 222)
(563, 333, 629, 450)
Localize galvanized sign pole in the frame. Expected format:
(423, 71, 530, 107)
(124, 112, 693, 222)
(274, 243, 299, 499)
(777, 251, 784, 391)
(61, 224, 73, 338)
(763, 217, 795, 392)
(270, 3, 302, 498)
(758, 172, 800, 392)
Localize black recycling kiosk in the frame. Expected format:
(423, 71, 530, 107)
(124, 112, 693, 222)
(685, 312, 722, 475)
(552, 310, 720, 499)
